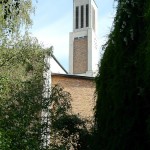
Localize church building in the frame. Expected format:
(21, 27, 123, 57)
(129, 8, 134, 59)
(51, 0, 98, 118)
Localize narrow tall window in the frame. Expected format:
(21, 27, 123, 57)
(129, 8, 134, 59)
(81, 5, 84, 28)
(76, 7, 79, 29)
(86, 4, 89, 27)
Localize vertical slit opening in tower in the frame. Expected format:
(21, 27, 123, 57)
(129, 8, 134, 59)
(86, 4, 89, 27)
(75, 6, 79, 29)
(81, 5, 84, 28)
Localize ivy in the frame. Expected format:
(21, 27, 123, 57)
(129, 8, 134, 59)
(95, 0, 150, 149)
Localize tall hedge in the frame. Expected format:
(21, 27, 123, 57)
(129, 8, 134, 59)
(95, 0, 150, 149)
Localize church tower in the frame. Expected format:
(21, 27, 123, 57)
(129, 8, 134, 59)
(69, 0, 98, 77)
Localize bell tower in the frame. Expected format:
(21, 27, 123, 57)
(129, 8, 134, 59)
(69, 0, 98, 77)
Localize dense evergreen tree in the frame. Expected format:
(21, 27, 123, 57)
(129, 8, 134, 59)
(95, 0, 150, 149)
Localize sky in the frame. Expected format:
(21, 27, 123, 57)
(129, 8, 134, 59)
(30, 0, 117, 71)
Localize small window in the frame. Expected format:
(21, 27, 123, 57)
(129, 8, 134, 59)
(81, 5, 84, 28)
(86, 4, 89, 27)
(76, 7, 79, 29)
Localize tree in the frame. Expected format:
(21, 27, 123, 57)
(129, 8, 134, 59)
(95, 0, 150, 149)
(0, 0, 33, 45)
(50, 84, 94, 150)
(0, 1, 52, 149)
(0, 35, 51, 149)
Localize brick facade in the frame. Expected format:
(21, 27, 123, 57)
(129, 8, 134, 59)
(52, 74, 95, 118)
(73, 37, 88, 74)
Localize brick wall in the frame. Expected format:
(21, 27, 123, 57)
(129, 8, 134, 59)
(52, 74, 95, 118)
(73, 37, 88, 74)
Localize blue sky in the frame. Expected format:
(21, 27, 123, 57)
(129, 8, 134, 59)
(31, 0, 116, 71)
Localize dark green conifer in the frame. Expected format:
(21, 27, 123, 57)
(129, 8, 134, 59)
(95, 0, 150, 149)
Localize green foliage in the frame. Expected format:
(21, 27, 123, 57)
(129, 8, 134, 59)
(0, 129, 11, 149)
(0, 0, 33, 28)
(50, 84, 94, 150)
(0, 1, 95, 149)
(95, 0, 150, 149)
(0, 0, 52, 149)
(0, 34, 51, 149)
(0, 0, 34, 45)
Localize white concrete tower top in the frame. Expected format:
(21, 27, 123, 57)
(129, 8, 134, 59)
(73, 0, 98, 34)
(69, 0, 99, 77)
